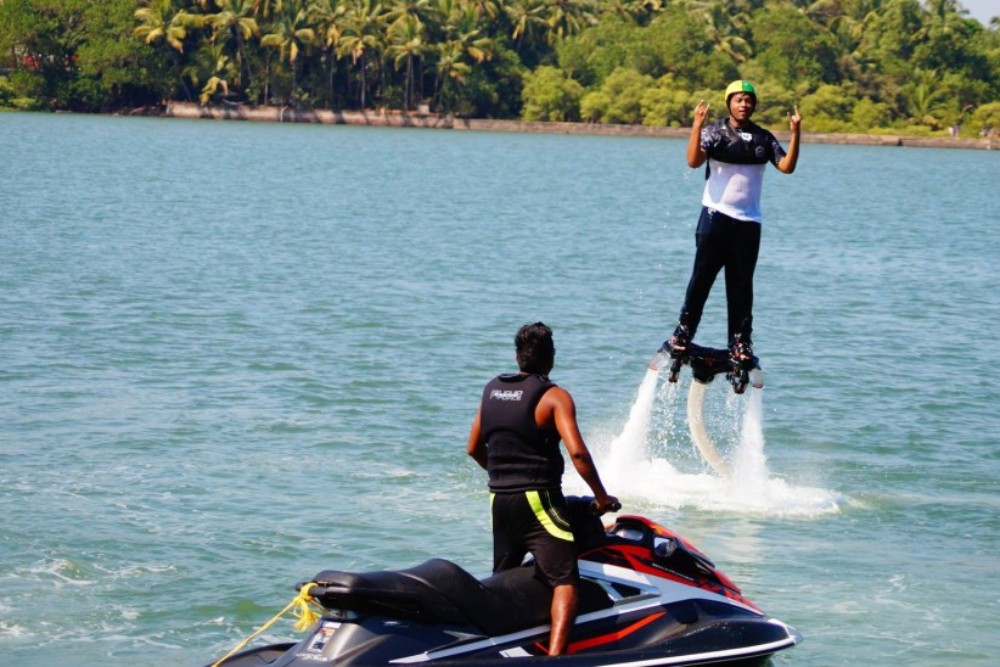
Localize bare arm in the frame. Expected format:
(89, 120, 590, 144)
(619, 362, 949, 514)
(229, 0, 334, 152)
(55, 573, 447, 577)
(539, 387, 618, 512)
(466, 405, 488, 470)
(777, 105, 801, 174)
(687, 99, 710, 169)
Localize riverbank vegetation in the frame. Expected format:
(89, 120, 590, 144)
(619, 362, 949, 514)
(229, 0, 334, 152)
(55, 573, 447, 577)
(1, 0, 998, 136)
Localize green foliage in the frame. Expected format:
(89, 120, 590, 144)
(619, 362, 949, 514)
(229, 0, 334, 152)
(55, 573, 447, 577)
(646, 7, 737, 89)
(557, 15, 659, 87)
(912, 4, 991, 79)
(639, 74, 693, 127)
(76, 0, 164, 108)
(0, 0, 994, 133)
(901, 68, 951, 128)
(0, 77, 17, 108)
(579, 66, 652, 123)
(970, 101, 1000, 135)
(747, 3, 839, 87)
(578, 90, 609, 122)
(521, 65, 584, 121)
(799, 84, 856, 132)
(851, 97, 893, 131)
(736, 81, 797, 127)
(6, 70, 48, 109)
(449, 44, 525, 118)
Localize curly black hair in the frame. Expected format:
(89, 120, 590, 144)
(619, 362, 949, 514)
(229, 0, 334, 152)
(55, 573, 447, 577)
(515, 322, 555, 375)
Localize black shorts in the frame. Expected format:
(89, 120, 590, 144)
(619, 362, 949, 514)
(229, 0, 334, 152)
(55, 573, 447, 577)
(491, 489, 578, 587)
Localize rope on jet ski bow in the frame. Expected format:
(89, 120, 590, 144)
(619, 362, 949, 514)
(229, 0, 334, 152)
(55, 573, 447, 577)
(210, 582, 322, 667)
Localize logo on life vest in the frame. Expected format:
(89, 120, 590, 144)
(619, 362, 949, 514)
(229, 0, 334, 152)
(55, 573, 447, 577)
(490, 389, 524, 401)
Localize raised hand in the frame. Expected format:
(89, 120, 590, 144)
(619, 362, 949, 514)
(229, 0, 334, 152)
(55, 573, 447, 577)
(693, 99, 710, 127)
(787, 105, 802, 132)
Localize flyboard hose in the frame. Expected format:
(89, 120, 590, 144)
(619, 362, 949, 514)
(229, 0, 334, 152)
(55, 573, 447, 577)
(686, 380, 731, 478)
(677, 357, 763, 479)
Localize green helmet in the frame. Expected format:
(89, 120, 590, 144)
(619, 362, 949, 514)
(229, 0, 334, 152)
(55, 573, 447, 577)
(725, 80, 757, 105)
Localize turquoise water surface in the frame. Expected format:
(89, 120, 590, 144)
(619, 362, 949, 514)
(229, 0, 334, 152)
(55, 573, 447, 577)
(2, 112, 998, 666)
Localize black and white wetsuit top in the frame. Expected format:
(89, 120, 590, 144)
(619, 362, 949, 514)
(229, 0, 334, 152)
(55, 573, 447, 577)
(700, 118, 787, 222)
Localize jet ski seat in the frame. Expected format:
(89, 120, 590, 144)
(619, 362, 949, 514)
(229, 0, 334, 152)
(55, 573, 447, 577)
(309, 559, 612, 636)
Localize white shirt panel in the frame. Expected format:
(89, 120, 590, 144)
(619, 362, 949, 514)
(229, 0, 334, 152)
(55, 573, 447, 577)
(701, 160, 766, 223)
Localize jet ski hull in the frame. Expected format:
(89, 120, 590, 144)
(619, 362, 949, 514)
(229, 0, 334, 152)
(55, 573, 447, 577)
(206, 513, 800, 667)
(213, 614, 796, 666)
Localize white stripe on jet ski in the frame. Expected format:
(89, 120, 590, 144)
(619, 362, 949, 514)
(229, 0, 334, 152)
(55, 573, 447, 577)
(591, 635, 798, 667)
(578, 561, 763, 615)
(389, 565, 793, 664)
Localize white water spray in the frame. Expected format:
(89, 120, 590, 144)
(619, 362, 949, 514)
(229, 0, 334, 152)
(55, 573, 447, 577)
(601, 368, 663, 479)
(576, 369, 841, 517)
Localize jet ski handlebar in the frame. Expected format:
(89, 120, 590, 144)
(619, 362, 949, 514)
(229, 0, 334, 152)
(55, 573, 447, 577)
(573, 496, 621, 516)
(594, 499, 622, 515)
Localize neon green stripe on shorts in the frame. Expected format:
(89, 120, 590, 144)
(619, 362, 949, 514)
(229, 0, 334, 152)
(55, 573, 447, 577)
(526, 490, 574, 542)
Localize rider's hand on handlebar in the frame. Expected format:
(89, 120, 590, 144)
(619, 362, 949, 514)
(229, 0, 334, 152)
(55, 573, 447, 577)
(593, 495, 621, 515)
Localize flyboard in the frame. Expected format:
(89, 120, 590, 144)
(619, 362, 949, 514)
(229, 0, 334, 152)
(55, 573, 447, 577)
(648, 341, 764, 478)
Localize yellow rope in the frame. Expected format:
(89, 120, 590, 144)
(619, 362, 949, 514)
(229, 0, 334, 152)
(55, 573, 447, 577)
(210, 583, 322, 667)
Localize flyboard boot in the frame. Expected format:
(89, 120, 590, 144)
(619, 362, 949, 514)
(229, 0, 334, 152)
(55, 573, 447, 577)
(651, 327, 762, 394)
(726, 333, 762, 394)
(649, 323, 690, 383)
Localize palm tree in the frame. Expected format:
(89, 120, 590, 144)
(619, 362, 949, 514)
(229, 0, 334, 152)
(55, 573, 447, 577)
(504, 0, 547, 50)
(210, 0, 260, 94)
(134, 0, 190, 53)
(904, 68, 948, 127)
(309, 0, 348, 107)
(252, 0, 283, 19)
(384, 0, 433, 109)
(260, 4, 317, 101)
(804, 0, 843, 27)
(466, 0, 501, 21)
(386, 14, 427, 109)
(185, 40, 234, 104)
(679, 0, 753, 63)
(705, 3, 752, 62)
(539, 0, 599, 45)
(134, 0, 197, 100)
(386, 0, 433, 31)
(338, 0, 388, 108)
(432, 0, 493, 107)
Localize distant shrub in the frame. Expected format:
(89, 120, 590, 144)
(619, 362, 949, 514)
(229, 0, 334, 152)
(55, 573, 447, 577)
(851, 98, 893, 132)
(0, 77, 13, 107)
(800, 84, 855, 128)
(521, 66, 584, 122)
(579, 68, 653, 124)
(640, 75, 693, 127)
(970, 102, 1000, 137)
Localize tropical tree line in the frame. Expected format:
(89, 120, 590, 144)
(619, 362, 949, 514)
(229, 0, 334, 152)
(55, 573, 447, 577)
(1, 0, 998, 135)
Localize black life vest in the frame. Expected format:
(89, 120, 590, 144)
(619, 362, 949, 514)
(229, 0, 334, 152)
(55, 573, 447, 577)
(704, 118, 775, 178)
(480, 373, 563, 492)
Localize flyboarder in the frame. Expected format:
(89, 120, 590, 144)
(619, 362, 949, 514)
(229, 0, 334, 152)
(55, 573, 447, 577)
(656, 80, 801, 392)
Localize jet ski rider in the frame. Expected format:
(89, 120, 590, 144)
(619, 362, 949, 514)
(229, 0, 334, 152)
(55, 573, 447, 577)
(663, 80, 801, 369)
(467, 322, 619, 656)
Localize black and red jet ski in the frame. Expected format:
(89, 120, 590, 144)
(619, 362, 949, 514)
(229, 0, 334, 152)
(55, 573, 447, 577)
(207, 501, 800, 666)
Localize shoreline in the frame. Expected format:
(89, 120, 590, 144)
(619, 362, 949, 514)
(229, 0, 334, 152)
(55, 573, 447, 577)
(158, 101, 999, 151)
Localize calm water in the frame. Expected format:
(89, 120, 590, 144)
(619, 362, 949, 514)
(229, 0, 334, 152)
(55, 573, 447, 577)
(1, 112, 998, 666)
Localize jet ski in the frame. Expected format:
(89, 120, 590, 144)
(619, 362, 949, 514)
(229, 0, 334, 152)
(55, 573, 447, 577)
(206, 500, 800, 666)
